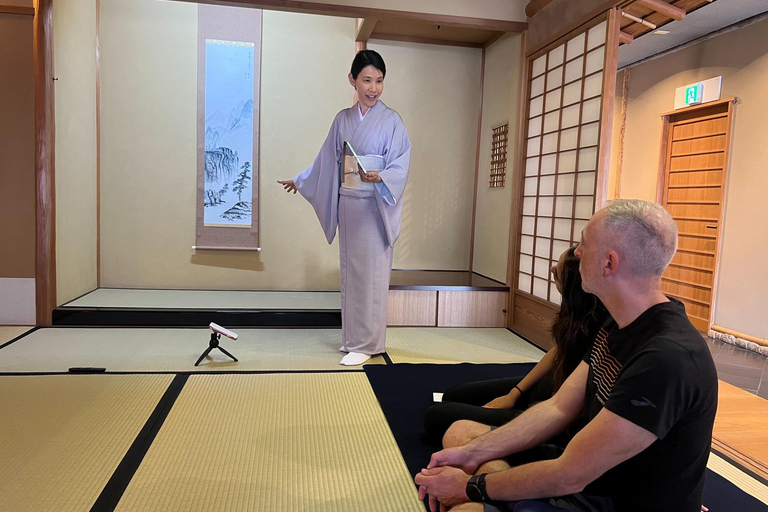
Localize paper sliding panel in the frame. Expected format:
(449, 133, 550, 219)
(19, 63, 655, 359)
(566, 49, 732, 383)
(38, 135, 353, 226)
(515, 12, 614, 315)
(519, 273, 532, 294)
(534, 257, 550, 279)
(553, 218, 572, 240)
(536, 217, 553, 237)
(566, 33, 586, 59)
(552, 239, 571, 259)
(533, 277, 549, 300)
(549, 44, 565, 67)
(564, 57, 584, 84)
(588, 21, 607, 50)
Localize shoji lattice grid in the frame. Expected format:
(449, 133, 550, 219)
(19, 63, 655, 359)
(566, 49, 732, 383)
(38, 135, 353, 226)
(518, 21, 607, 304)
(490, 124, 509, 188)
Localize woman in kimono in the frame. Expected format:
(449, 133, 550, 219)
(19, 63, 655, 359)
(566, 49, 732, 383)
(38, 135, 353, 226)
(277, 50, 411, 366)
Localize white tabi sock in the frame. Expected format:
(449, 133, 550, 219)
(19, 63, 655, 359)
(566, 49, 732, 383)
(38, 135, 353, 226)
(339, 352, 371, 366)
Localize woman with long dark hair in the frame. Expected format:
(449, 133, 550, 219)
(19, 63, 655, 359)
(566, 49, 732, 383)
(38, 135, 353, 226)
(278, 50, 410, 366)
(423, 247, 607, 441)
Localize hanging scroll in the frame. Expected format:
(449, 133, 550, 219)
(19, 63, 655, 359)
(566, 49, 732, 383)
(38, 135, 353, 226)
(195, 4, 262, 250)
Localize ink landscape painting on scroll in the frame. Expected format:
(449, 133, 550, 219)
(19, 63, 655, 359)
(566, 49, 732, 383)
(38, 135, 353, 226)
(203, 39, 255, 227)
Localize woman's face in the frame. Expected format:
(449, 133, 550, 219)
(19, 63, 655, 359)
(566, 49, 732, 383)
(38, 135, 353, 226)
(349, 65, 384, 113)
(550, 250, 569, 294)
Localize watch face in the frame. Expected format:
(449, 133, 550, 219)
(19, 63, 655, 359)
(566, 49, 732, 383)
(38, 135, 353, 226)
(466, 481, 483, 502)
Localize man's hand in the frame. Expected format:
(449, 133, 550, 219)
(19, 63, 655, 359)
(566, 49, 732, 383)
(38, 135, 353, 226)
(415, 466, 471, 512)
(427, 446, 479, 473)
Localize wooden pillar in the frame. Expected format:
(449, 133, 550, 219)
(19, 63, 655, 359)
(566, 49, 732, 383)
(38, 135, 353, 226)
(34, 0, 56, 325)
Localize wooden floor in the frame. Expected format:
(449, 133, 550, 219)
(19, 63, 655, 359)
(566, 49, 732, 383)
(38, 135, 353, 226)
(713, 380, 768, 482)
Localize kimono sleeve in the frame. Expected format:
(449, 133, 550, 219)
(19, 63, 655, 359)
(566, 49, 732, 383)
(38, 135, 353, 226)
(292, 112, 344, 244)
(376, 113, 410, 206)
(293, 112, 343, 202)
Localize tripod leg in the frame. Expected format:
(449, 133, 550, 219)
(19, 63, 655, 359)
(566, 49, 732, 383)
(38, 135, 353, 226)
(194, 346, 215, 366)
(217, 346, 238, 362)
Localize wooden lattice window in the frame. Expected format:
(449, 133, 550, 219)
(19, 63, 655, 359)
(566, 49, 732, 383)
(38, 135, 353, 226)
(490, 124, 509, 188)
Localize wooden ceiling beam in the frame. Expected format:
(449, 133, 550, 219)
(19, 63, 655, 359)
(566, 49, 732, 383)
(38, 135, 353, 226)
(0, 5, 35, 15)
(369, 33, 484, 49)
(619, 30, 634, 44)
(355, 18, 377, 42)
(635, 0, 685, 21)
(179, 0, 527, 33)
(525, 0, 555, 18)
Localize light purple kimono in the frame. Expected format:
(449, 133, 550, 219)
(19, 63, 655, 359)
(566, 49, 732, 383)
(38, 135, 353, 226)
(294, 101, 410, 355)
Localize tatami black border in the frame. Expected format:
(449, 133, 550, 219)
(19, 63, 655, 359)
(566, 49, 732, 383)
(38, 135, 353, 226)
(52, 308, 342, 327)
(0, 326, 40, 351)
(382, 352, 393, 365)
(0, 369, 369, 377)
(25, 324, 340, 330)
(711, 447, 768, 488)
(89, 373, 189, 512)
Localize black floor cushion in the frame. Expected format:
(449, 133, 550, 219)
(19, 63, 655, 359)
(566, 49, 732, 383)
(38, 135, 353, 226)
(365, 363, 768, 512)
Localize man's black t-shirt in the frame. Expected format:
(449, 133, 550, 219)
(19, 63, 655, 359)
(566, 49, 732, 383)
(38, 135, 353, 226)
(582, 298, 718, 512)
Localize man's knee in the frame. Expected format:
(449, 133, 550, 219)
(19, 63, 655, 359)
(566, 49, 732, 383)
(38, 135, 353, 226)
(443, 419, 492, 448)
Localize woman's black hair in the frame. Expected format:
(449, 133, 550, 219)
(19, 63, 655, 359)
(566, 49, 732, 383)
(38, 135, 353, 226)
(350, 50, 386, 79)
(549, 246, 606, 393)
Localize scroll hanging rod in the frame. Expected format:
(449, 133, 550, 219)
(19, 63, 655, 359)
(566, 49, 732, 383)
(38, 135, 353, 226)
(192, 246, 262, 252)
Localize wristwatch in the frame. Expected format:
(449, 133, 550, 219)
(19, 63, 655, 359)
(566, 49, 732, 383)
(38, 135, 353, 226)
(466, 473, 490, 502)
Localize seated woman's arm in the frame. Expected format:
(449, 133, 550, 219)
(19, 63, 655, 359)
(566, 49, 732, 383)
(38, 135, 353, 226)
(485, 347, 557, 409)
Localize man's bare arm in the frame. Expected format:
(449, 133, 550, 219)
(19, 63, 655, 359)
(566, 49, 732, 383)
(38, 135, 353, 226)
(417, 407, 658, 507)
(438, 362, 590, 469)
(482, 408, 658, 500)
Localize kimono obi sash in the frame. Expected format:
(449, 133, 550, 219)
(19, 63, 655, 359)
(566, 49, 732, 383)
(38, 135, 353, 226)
(341, 154, 385, 194)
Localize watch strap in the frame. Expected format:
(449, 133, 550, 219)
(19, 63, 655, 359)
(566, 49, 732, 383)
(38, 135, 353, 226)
(477, 473, 491, 502)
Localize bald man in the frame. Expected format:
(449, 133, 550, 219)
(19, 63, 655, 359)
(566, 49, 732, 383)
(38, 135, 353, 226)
(415, 199, 717, 512)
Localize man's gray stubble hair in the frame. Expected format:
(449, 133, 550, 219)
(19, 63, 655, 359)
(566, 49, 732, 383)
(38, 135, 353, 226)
(599, 199, 678, 277)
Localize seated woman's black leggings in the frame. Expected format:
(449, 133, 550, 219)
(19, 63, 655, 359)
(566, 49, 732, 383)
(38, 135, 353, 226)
(422, 374, 553, 443)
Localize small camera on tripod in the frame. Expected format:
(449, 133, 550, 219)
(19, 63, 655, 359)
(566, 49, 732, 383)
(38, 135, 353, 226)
(194, 323, 239, 366)
(209, 322, 238, 340)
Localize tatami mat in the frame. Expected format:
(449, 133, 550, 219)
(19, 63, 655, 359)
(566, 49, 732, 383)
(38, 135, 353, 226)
(115, 373, 422, 511)
(386, 327, 544, 364)
(0, 374, 172, 512)
(0, 325, 34, 345)
(0, 328, 384, 372)
(63, 288, 341, 310)
(708, 452, 768, 505)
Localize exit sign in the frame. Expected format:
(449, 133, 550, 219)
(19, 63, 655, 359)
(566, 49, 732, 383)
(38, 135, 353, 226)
(685, 83, 703, 105)
(674, 77, 721, 110)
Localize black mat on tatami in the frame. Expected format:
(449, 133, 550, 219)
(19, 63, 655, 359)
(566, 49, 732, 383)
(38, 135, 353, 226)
(365, 363, 768, 512)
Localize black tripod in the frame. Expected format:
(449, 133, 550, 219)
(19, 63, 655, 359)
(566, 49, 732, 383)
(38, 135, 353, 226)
(195, 332, 238, 366)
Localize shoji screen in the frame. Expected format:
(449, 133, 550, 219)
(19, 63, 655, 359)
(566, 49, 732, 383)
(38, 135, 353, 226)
(511, 13, 618, 347)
